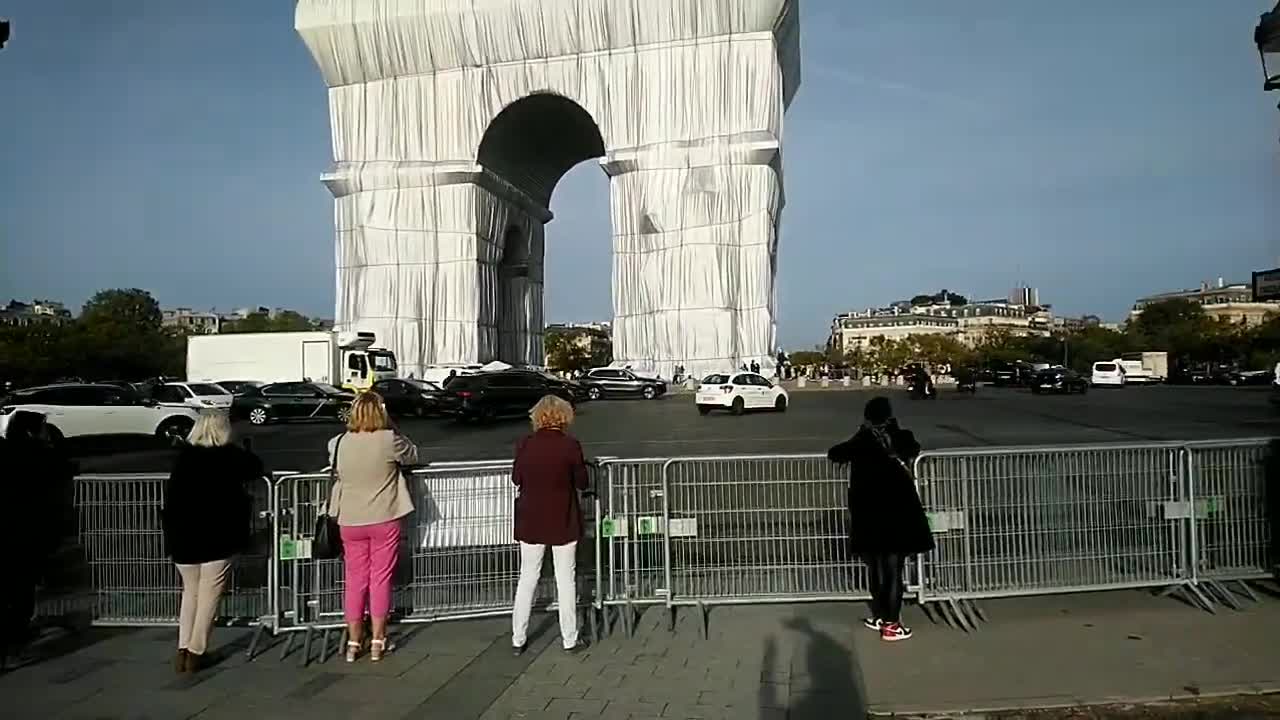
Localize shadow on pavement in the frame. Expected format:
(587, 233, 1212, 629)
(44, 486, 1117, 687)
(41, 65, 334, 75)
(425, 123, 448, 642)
(778, 616, 867, 720)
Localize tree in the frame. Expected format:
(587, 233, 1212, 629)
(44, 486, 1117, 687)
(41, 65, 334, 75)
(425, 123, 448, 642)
(544, 327, 611, 373)
(81, 289, 162, 333)
(223, 310, 317, 333)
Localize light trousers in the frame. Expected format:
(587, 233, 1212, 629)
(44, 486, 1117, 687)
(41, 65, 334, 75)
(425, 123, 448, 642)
(511, 541, 578, 650)
(176, 559, 231, 655)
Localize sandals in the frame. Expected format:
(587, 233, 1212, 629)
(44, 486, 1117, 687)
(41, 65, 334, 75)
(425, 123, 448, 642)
(370, 638, 392, 662)
(345, 640, 361, 663)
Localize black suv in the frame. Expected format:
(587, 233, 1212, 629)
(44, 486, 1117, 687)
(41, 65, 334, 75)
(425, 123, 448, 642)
(579, 368, 667, 401)
(231, 382, 355, 425)
(1030, 367, 1089, 395)
(438, 370, 585, 422)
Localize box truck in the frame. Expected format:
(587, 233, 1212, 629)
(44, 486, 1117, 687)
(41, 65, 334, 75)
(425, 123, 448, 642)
(186, 331, 397, 392)
(1115, 351, 1168, 384)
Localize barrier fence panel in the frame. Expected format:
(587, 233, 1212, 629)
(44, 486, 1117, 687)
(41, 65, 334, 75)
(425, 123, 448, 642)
(596, 460, 671, 621)
(914, 443, 1192, 604)
(72, 473, 274, 627)
(661, 455, 868, 610)
(1186, 438, 1274, 584)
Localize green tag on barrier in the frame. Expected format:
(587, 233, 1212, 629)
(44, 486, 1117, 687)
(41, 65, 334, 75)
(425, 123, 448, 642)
(637, 516, 659, 536)
(601, 518, 616, 538)
(279, 534, 297, 561)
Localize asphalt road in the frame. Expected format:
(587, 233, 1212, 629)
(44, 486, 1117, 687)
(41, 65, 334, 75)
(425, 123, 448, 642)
(76, 385, 1277, 475)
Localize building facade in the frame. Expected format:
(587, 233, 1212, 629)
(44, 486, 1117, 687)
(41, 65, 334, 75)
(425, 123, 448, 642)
(830, 293, 1052, 354)
(162, 308, 221, 334)
(1130, 279, 1279, 327)
(1, 299, 72, 326)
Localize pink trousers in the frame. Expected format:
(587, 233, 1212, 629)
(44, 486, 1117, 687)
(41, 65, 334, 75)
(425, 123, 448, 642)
(340, 520, 401, 622)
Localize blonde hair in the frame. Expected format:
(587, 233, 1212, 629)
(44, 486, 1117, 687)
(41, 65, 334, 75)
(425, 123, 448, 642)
(530, 394, 574, 432)
(347, 390, 391, 433)
(187, 411, 232, 448)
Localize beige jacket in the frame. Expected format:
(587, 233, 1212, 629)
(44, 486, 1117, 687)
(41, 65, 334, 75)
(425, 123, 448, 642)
(327, 430, 418, 526)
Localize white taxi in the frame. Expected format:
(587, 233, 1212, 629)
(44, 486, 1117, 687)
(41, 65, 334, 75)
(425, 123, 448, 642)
(695, 372, 788, 415)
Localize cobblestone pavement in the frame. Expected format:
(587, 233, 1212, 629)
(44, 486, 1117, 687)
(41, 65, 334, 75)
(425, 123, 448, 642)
(5, 589, 1280, 719)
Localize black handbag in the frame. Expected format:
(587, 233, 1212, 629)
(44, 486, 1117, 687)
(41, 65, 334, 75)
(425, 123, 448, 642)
(313, 434, 344, 560)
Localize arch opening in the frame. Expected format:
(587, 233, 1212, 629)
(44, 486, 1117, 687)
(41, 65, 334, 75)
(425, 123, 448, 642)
(480, 94, 607, 367)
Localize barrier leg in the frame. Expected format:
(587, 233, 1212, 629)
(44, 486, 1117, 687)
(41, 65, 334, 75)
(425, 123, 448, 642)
(300, 628, 313, 668)
(246, 624, 268, 660)
(697, 602, 708, 640)
(588, 608, 599, 644)
(947, 598, 975, 632)
(278, 632, 295, 661)
(1234, 580, 1260, 603)
(667, 606, 676, 633)
(1205, 581, 1242, 611)
(622, 601, 634, 638)
(319, 628, 336, 664)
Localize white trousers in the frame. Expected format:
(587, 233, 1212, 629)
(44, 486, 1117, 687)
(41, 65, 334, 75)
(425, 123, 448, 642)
(511, 541, 578, 650)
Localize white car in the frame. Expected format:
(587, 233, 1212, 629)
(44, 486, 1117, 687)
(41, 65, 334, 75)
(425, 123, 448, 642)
(0, 383, 200, 444)
(695, 372, 789, 415)
(154, 381, 234, 410)
(1091, 362, 1126, 388)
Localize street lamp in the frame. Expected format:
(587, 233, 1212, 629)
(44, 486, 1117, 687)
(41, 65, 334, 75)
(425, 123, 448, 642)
(1257, 2, 1280, 92)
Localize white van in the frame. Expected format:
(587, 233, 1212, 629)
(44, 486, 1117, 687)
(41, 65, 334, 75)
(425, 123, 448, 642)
(1091, 361, 1125, 388)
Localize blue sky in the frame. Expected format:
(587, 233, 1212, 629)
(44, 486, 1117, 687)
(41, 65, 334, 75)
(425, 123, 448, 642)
(1, 1, 1276, 348)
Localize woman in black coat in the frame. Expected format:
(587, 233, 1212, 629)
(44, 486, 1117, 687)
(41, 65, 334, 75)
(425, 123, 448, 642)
(828, 396, 933, 642)
(163, 412, 262, 673)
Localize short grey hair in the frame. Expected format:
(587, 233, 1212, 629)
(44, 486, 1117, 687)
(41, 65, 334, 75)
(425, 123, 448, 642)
(187, 411, 232, 448)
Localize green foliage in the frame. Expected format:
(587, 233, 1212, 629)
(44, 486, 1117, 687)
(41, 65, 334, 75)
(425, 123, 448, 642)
(787, 350, 825, 367)
(544, 326, 612, 373)
(223, 310, 317, 333)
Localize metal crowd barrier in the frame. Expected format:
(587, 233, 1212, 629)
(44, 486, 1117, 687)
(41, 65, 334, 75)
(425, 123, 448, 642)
(47, 438, 1274, 650)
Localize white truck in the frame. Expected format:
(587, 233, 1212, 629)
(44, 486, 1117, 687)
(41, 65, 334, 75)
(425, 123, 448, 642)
(186, 331, 397, 392)
(1115, 351, 1168, 385)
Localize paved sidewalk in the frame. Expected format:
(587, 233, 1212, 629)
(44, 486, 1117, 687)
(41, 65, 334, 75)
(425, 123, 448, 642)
(5, 588, 1279, 719)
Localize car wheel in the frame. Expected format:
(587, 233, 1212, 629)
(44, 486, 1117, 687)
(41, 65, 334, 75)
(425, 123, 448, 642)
(774, 396, 787, 412)
(248, 407, 269, 425)
(157, 417, 194, 446)
(336, 406, 351, 423)
(731, 397, 745, 416)
(642, 386, 656, 400)
(698, 405, 712, 416)
(588, 387, 602, 401)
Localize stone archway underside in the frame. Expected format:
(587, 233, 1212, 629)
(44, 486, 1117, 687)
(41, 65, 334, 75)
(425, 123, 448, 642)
(297, 0, 802, 380)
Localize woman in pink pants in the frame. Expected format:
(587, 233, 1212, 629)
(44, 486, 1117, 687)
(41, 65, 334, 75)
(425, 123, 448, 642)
(328, 391, 417, 662)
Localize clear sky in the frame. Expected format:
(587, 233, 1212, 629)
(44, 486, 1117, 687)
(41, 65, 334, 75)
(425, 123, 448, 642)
(1, 1, 1277, 349)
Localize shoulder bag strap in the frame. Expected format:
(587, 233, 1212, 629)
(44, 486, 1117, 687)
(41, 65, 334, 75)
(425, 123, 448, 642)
(327, 433, 345, 513)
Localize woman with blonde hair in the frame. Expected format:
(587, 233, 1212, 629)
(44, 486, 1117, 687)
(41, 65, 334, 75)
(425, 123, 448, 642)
(163, 411, 262, 673)
(510, 394, 590, 655)
(328, 391, 417, 662)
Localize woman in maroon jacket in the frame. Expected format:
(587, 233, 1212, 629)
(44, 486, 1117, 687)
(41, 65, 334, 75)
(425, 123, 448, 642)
(510, 394, 590, 655)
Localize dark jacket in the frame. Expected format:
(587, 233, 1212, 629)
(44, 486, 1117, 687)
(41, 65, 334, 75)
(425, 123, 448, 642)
(512, 429, 589, 546)
(828, 423, 934, 556)
(1, 435, 75, 563)
(163, 444, 262, 565)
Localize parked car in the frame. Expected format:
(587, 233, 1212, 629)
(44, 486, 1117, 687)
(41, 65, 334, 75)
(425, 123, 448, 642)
(373, 378, 448, 417)
(1091, 361, 1126, 388)
(991, 362, 1035, 387)
(153, 381, 234, 410)
(579, 368, 667, 401)
(230, 382, 355, 426)
(1225, 369, 1273, 387)
(1031, 368, 1090, 395)
(215, 380, 263, 395)
(437, 370, 584, 422)
(695, 372, 789, 415)
(0, 383, 199, 445)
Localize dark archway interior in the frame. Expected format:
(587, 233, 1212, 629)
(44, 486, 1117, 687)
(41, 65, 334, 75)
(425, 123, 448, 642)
(478, 93, 606, 209)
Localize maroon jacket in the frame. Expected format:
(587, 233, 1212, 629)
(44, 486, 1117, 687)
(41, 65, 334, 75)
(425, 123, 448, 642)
(512, 429, 589, 546)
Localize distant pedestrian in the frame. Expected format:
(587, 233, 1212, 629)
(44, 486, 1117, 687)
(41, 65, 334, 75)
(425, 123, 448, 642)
(511, 395, 590, 655)
(164, 412, 262, 673)
(329, 391, 418, 663)
(750, 360, 761, 375)
(827, 396, 933, 642)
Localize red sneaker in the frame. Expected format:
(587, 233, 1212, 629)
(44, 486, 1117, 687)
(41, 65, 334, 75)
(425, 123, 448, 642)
(880, 622, 912, 642)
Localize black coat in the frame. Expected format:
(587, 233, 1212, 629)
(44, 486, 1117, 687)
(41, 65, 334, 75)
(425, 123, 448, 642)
(163, 445, 262, 565)
(828, 424, 935, 556)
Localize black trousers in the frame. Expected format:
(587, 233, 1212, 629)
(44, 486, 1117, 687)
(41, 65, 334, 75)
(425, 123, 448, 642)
(863, 553, 906, 623)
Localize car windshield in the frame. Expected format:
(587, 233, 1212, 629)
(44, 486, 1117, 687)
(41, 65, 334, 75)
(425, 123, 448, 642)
(1095, 363, 1117, 372)
(188, 383, 227, 396)
(404, 379, 441, 392)
(701, 374, 731, 385)
(312, 383, 344, 394)
(371, 352, 397, 371)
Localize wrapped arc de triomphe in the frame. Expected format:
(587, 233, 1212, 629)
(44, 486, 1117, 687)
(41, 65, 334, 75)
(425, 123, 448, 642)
(295, 0, 801, 380)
